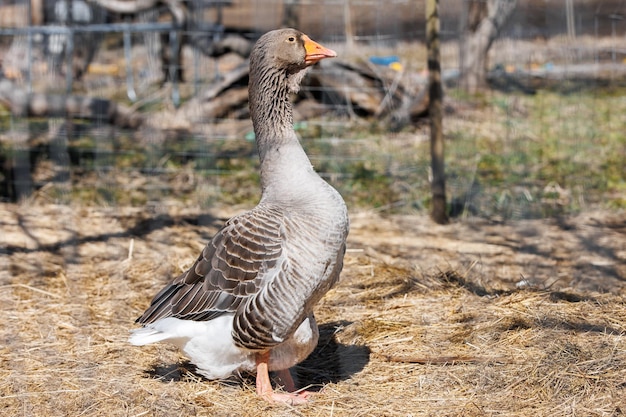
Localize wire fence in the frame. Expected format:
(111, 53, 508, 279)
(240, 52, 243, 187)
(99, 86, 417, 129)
(0, 0, 624, 218)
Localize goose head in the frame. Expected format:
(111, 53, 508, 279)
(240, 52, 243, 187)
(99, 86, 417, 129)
(250, 29, 336, 95)
(252, 28, 337, 72)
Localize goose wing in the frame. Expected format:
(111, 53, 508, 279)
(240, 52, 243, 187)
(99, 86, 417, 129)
(135, 206, 285, 326)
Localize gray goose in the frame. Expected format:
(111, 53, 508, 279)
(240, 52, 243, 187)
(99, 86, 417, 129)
(129, 28, 348, 405)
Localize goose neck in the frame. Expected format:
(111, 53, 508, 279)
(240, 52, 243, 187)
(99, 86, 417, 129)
(249, 68, 295, 152)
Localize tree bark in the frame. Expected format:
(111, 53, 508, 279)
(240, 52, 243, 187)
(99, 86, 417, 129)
(0, 78, 142, 128)
(458, 0, 518, 93)
(91, 0, 160, 14)
(426, 0, 448, 224)
(282, 0, 299, 28)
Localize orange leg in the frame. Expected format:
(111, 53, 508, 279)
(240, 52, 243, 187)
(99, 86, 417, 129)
(255, 351, 312, 405)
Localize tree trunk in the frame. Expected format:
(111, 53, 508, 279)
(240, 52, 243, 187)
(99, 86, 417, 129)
(0, 78, 142, 128)
(282, 0, 299, 28)
(458, 0, 518, 93)
(426, 0, 448, 224)
(92, 0, 160, 14)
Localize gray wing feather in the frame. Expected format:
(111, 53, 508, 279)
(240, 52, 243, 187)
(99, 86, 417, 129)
(135, 206, 284, 325)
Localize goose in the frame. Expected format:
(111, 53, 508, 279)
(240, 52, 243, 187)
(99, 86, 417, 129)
(129, 28, 348, 405)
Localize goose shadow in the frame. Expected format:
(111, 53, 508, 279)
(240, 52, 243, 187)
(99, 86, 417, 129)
(293, 320, 370, 389)
(146, 320, 370, 390)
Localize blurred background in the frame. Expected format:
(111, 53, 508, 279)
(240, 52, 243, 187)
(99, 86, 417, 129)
(0, 0, 624, 220)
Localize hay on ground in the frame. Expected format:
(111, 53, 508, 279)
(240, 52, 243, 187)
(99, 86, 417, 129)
(1, 203, 625, 416)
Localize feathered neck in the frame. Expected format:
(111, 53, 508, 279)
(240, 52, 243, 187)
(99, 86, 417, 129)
(248, 49, 308, 164)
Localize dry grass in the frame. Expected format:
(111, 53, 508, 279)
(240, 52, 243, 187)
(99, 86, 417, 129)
(1, 203, 625, 416)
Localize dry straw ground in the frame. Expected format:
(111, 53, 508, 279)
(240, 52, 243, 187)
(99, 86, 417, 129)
(1, 203, 625, 416)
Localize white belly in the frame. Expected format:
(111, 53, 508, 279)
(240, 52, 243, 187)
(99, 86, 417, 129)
(129, 314, 319, 379)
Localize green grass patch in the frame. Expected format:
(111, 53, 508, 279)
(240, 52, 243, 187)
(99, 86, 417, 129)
(1, 88, 623, 217)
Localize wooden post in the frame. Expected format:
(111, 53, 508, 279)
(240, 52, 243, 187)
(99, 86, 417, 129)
(565, 0, 576, 39)
(283, 0, 299, 29)
(426, 0, 449, 224)
(344, 0, 354, 49)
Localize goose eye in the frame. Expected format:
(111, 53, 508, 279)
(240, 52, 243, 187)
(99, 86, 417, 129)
(287, 36, 295, 42)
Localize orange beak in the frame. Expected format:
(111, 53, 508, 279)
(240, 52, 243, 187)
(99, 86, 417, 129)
(303, 35, 337, 65)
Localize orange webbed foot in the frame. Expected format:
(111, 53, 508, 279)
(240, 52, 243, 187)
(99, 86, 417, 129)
(256, 352, 315, 405)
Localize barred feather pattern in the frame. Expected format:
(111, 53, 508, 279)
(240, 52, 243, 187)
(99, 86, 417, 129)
(136, 198, 347, 351)
(135, 206, 282, 325)
(233, 203, 347, 349)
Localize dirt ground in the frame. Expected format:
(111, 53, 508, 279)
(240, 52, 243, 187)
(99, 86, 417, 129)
(1, 202, 624, 416)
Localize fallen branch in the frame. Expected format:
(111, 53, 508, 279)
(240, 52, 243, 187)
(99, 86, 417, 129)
(383, 354, 517, 364)
(0, 77, 143, 128)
